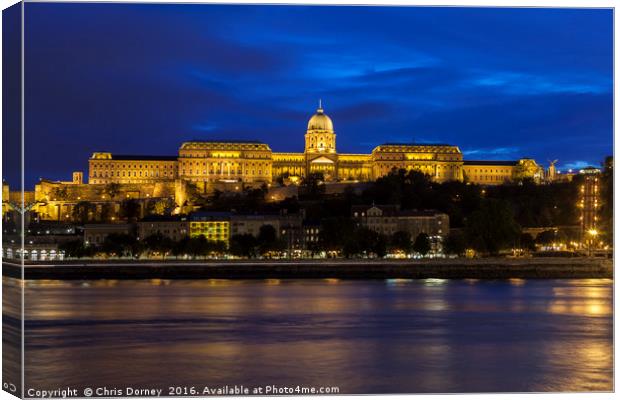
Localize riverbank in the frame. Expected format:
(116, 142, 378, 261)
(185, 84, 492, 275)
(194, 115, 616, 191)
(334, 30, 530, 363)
(2, 257, 613, 280)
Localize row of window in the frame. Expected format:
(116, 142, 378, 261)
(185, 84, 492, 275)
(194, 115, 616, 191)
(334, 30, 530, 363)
(91, 163, 175, 169)
(181, 170, 267, 176)
(470, 175, 509, 182)
(92, 170, 175, 178)
(180, 153, 270, 159)
(467, 169, 512, 173)
(181, 161, 270, 167)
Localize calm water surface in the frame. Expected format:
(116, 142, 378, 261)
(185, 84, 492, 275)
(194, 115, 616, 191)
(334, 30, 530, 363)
(5, 278, 613, 394)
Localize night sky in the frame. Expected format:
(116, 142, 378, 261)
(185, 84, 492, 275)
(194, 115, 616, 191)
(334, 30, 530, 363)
(3, 4, 613, 189)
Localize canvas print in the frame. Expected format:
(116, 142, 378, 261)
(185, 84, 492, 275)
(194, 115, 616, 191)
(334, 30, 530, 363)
(1, 2, 613, 397)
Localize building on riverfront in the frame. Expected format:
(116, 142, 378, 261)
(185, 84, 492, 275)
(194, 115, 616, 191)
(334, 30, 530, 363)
(87, 102, 543, 190)
(352, 205, 449, 238)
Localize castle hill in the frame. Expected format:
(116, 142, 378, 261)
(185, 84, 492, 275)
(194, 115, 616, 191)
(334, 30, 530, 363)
(2, 103, 613, 279)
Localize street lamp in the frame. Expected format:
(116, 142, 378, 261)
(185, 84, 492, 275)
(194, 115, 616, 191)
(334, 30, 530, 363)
(587, 229, 599, 256)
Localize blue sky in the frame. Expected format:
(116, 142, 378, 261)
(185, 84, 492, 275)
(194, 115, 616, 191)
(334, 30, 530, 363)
(3, 4, 613, 188)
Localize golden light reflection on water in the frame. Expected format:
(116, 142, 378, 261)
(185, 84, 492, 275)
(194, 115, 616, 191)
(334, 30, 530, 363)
(548, 280, 612, 316)
(18, 278, 612, 393)
(207, 279, 234, 286)
(548, 300, 611, 316)
(539, 339, 612, 392)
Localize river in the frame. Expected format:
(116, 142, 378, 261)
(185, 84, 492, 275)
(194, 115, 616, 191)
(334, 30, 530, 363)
(3, 278, 613, 395)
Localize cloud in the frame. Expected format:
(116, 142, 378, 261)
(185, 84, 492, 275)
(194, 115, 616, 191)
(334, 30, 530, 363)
(16, 3, 613, 189)
(470, 70, 611, 96)
(561, 160, 596, 171)
(462, 147, 520, 157)
(192, 122, 218, 132)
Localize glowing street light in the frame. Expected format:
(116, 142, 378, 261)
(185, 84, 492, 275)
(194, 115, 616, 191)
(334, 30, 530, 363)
(587, 229, 599, 256)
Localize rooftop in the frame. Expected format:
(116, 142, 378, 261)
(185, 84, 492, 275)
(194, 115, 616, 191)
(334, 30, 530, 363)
(352, 204, 445, 217)
(463, 160, 518, 166)
(109, 155, 177, 161)
(379, 142, 455, 147)
(186, 139, 266, 144)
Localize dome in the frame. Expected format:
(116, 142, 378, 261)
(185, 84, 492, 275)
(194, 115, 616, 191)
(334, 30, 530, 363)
(307, 102, 334, 132)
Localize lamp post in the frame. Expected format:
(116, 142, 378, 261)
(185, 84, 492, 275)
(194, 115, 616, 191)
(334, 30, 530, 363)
(587, 229, 598, 257)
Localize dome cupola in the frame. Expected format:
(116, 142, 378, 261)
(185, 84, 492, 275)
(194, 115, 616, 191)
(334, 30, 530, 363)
(304, 100, 336, 154)
(307, 99, 334, 132)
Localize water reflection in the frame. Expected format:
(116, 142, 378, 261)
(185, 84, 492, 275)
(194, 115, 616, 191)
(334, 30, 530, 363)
(18, 278, 612, 393)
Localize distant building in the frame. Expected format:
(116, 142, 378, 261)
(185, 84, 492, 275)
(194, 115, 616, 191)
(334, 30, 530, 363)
(138, 215, 189, 241)
(3, 242, 65, 261)
(579, 167, 601, 243)
(189, 212, 231, 245)
(81, 103, 542, 188)
(352, 205, 449, 239)
(231, 214, 282, 237)
(89, 154, 179, 185)
(302, 220, 322, 249)
(463, 159, 543, 185)
(84, 224, 134, 246)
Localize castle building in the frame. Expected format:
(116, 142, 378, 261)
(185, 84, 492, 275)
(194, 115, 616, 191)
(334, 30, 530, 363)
(85, 102, 542, 188)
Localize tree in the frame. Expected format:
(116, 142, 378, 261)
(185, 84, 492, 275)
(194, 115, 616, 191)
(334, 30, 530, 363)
(230, 234, 257, 258)
(362, 168, 433, 210)
(59, 240, 95, 259)
(101, 233, 137, 258)
(143, 233, 174, 259)
(444, 231, 466, 256)
(208, 240, 227, 256)
(413, 233, 431, 256)
(301, 172, 325, 199)
(146, 198, 174, 216)
(390, 231, 412, 253)
(318, 217, 356, 253)
(343, 227, 387, 258)
(50, 186, 69, 201)
(184, 182, 208, 208)
(185, 235, 210, 259)
(257, 224, 284, 255)
(172, 237, 190, 259)
(519, 233, 536, 252)
(465, 199, 521, 255)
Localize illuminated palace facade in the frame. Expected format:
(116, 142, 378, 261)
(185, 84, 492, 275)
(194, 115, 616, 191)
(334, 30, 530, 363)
(88, 103, 543, 189)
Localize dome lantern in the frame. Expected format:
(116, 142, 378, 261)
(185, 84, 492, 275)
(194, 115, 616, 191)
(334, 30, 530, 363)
(307, 100, 334, 132)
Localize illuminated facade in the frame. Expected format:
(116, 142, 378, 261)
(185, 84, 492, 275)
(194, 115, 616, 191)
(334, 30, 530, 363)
(84, 103, 542, 187)
(89, 153, 178, 184)
(578, 167, 601, 243)
(463, 159, 543, 185)
(189, 212, 231, 245)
